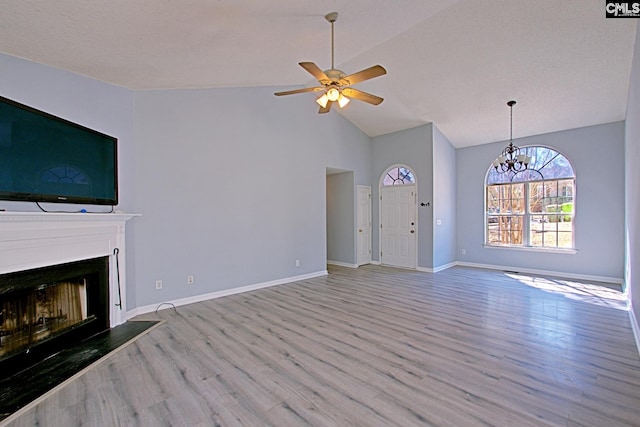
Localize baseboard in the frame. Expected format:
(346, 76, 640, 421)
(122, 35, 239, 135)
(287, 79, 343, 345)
(415, 262, 456, 274)
(630, 304, 640, 358)
(370, 260, 381, 265)
(327, 260, 359, 268)
(455, 261, 623, 285)
(433, 262, 457, 273)
(126, 270, 328, 318)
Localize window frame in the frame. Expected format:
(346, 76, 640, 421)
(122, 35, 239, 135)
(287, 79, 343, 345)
(382, 165, 416, 186)
(484, 146, 576, 252)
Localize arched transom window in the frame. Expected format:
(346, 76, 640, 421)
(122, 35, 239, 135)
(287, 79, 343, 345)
(383, 166, 415, 186)
(486, 146, 575, 249)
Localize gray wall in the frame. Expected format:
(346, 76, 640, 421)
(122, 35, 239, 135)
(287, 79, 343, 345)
(457, 121, 625, 280)
(327, 172, 355, 265)
(625, 25, 640, 325)
(372, 124, 434, 269)
(433, 125, 457, 268)
(132, 88, 372, 306)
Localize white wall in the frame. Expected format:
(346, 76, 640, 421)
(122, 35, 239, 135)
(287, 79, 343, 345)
(457, 121, 625, 281)
(132, 87, 372, 306)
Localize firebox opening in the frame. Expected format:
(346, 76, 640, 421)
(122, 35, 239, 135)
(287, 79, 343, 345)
(0, 257, 110, 379)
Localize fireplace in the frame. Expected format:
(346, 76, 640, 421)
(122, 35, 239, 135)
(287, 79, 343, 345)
(0, 212, 140, 420)
(0, 257, 110, 376)
(0, 211, 137, 368)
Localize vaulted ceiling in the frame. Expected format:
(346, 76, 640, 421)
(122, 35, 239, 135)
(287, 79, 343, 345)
(0, 1, 636, 147)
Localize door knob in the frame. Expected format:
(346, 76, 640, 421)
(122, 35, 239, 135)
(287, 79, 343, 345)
(358, 229, 363, 233)
(410, 230, 415, 233)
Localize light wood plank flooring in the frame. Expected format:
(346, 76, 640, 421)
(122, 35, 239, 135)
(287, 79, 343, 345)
(4, 265, 640, 426)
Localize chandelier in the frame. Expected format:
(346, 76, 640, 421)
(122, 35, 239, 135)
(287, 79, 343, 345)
(492, 100, 530, 173)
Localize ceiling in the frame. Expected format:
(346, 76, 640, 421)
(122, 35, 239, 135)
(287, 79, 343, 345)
(0, 0, 637, 148)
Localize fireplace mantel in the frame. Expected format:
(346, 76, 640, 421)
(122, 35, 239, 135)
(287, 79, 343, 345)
(0, 211, 139, 327)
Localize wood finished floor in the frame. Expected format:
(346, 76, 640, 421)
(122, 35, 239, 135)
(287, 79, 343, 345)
(4, 265, 640, 426)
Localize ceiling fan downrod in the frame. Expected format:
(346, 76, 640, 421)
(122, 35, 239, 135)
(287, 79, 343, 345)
(326, 12, 338, 70)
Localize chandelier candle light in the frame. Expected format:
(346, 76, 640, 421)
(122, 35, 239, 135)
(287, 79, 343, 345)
(493, 100, 531, 174)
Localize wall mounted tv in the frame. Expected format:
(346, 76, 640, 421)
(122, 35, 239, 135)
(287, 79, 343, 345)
(0, 95, 118, 206)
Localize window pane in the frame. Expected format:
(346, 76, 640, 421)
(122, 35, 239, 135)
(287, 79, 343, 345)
(486, 186, 500, 212)
(530, 214, 573, 248)
(558, 179, 574, 214)
(525, 147, 575, 179)
(487, 216, 501, 244)
(529, 182, 543, 213)
(383, 167, 415, 186)
(490, 216, 524, 245)
(509, 184, 525, 214)
(489, 183, 525, 214)
(558, 232, 572, 248)
(543, 228, 559, 247)
(487, 147, 574, 185)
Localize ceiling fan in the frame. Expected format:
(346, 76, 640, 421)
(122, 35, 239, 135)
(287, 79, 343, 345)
(274, 12, 387, 114)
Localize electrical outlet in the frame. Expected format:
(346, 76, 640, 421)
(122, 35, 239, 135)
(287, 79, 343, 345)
(187, 275, 194, 284)
(155, 280, 163, 290)
(295, 259, 300, 267)
(461, 249, 466, 255)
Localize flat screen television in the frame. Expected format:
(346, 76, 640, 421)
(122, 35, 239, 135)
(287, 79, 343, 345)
(0, 95, 118, 206)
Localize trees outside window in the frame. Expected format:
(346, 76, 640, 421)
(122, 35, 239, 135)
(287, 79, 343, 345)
(486, 146, 575, 249)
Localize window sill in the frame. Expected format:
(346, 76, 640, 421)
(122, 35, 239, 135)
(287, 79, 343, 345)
(483, 244, 577, 254)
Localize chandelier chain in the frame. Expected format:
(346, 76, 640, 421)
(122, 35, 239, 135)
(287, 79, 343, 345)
(493, 100, 530, 174)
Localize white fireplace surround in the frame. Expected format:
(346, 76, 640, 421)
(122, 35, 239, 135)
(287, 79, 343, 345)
(0, 211, 138, 328)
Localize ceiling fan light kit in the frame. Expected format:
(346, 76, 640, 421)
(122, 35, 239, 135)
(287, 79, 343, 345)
(275, 12, 387, 114)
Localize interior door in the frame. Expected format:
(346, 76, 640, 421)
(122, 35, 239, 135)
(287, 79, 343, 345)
(380, 185, 416, 268)
(356, 185, 372, 265)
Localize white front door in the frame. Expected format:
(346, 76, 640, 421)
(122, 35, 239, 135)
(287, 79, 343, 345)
(356, 185, 372, 266)
(380, 185, 416, 268)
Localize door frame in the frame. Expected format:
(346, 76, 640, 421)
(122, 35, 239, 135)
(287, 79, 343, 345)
(378, 164, 418, 269)
(356, 185, 372, 266)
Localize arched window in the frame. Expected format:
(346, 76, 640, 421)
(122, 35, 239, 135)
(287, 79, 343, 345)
(382, 166, 415, 186)
(486, 146, 575, 249)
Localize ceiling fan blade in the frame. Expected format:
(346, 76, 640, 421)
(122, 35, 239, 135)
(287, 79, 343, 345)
(319, 100, 333, 114)
(340, 65, 387, 86)
(299, 62, 331, 84)
(342, 88, 384, 105)
(274, 87, 324, 96)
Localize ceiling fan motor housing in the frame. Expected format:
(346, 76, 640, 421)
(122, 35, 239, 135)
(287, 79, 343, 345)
(325, 69, 346, 84)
